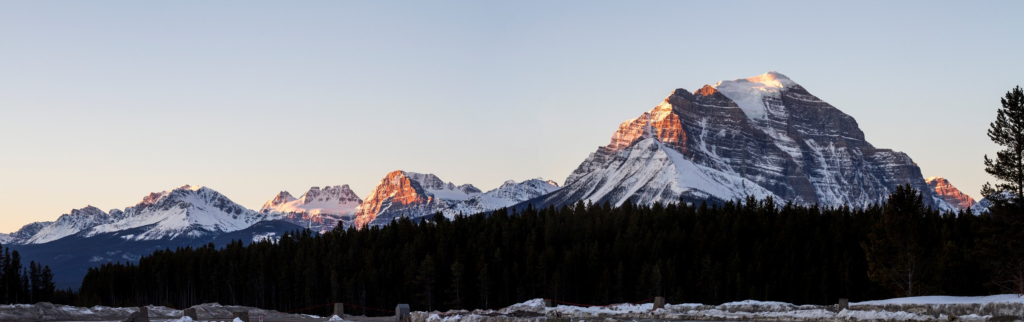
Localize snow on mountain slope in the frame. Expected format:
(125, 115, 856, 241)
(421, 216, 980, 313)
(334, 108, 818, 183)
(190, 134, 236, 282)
(15, 185, 269, 244)
(533, 72, 954, 211)
(26, 206, 112, 244)
(86, 185, 267, 241)
(970, 191, 1018, 213)
(405, 172, 482, 201)
(0, 221, 51, 244)
(443, 178, 560, 217)
(713, 71, 797, 122)
(260, 185, 362, 232)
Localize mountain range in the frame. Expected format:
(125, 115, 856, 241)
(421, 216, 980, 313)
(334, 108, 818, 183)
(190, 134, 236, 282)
(2, 71, 982, 289)
(1, 177, 559, 288)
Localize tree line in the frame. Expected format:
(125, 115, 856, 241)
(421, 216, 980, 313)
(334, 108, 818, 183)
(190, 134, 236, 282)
(0, 245, 72, 305)
(72, 185, 1023, 315)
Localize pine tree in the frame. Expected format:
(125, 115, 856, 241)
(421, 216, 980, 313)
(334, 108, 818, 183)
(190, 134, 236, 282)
(862, 184, 930, 297)
(417, 255, 436, 311)
(982, 85, 1024, 208)
(445, 261, 464, 309)
(28, 262, 40, 303)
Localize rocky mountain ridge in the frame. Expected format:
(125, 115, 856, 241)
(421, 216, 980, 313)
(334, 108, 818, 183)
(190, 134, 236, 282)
(8, 185, 270, 245)
(925, 177, 976, 210)
(259, 185, 363, 233)
(352, 171, 558, 228)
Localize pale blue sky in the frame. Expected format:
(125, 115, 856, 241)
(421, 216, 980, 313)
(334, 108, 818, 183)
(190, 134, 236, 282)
(1, 1, 1021, 232)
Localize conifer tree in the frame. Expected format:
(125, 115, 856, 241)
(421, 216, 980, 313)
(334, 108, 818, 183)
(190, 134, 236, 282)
(863, 184, 931, 297)
(982, 85, 1024, 208)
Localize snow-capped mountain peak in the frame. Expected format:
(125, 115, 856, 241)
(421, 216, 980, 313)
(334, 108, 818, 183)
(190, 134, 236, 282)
(25, 206, 111, 244)
(354, 171, 526, 228)
(262, 191, 297, 210)
(443, 178, 560, 217)
(13, 185, 267, 245)
(260, 185, 362, 232)
(405, 172, 482, 200)
(713, 71, 799, 122)
(85, 185, 265, 241)
(529, 72, 953, 211)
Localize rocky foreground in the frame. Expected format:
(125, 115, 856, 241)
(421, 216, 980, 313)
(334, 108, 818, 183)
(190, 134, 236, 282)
(9, 295, 1024, 322)
(411, 296, 1024, 322)
(0, 302, 316, 321)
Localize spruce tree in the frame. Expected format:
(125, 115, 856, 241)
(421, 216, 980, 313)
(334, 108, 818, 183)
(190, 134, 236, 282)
(982, 85, 1024, 208)
(862, 184, 930, 297)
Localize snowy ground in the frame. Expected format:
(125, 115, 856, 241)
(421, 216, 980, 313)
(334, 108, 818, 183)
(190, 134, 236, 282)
(410, 296, 1024, 322)
(9, 295, 1024, 321)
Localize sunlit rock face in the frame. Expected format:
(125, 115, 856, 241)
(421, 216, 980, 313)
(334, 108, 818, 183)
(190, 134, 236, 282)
(529, 72, 954, 210)
(260, 185, 363, 233)
(352, 171, 487, 228)
(926, 177, 976, 210)
(353, 171, 561, 229)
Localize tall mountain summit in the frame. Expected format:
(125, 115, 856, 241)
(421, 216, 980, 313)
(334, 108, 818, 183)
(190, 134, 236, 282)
(524, 72, 955, 210)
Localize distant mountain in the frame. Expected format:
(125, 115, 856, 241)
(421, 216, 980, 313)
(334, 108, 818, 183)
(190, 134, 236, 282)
(444, 178, 560, 217)
(10, 219, 302, 289)
(260, 185, 362, 233)
(970, 191, 1019, 214)
(353, 171, 481, 227)
(0, 221, 51, 244)
(15, 185, 269, 245)
(926, 177, 976, 210)
(353, 171, 560, 228)
(2, 185, 303, 288)
(521, 72, 955, 211)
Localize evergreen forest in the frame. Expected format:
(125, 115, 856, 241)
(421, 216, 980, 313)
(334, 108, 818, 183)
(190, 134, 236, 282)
(0, 245, 73, 305)
(73, 185, 1024, 315)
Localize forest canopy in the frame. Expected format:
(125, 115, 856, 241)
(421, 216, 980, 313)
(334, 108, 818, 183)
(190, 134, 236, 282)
(75, 185, 1016, 315)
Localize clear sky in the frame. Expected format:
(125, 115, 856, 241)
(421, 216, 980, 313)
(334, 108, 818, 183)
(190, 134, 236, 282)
(1, 1, 1021, 232)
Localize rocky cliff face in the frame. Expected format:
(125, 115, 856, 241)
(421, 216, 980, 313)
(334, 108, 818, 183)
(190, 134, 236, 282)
(353, 171, 453, 228)
(260, 185, 362, 232)
(926, 177, 976, 210)
(531, 72, 954, 210)
(353, 171, 560, 228)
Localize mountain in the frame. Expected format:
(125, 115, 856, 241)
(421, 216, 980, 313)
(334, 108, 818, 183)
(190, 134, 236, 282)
(260, 185, 362, 232)
(523, 72, 954, 210)
(10, 219, 302, 289)
(444, 178, 560, 217)
(925, 177, 976, 210)
(353, 171, 482, 227)
(0, 221, 51, 244)
(26, 206, 111, 244)
(2, 185, 301, 288)
(17, 185, 269, 245)
(353, 171, 560, 228)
